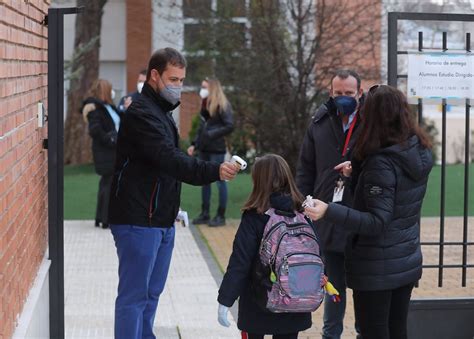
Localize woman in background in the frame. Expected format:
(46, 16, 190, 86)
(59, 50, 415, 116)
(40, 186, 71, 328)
(81, 79, 121, 229)
(188, 77, 234, 227)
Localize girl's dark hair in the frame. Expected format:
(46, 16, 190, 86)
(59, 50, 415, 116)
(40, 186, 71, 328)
(243, 154, 304, 214)
(146, 47, 187, 80)
(354, 85, 432, 161)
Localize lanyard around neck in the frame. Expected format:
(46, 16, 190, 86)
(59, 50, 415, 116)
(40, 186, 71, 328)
(342, 113, 358, 157)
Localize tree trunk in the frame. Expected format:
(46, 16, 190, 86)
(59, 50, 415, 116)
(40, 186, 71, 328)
(64, 0, 108, 165)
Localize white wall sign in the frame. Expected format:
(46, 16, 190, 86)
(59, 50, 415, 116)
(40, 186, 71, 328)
(407, 52, 474, 100)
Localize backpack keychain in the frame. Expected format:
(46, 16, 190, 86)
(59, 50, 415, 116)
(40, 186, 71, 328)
(270, 269, 277, 283)
(324, 280, 341, 303)
(320, 274, 341, 303)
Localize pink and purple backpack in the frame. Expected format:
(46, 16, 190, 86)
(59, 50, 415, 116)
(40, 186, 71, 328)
(252, 208, 325, 313)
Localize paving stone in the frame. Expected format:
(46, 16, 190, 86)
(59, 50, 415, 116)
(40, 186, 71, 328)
(198, 217, 474, 339)
(64, 221, 239, 338)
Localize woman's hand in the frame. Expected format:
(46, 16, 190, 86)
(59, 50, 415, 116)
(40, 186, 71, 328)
(187, 145, 195, 156)
(304, 199, 328, 221)
(334, 161, 352, 177)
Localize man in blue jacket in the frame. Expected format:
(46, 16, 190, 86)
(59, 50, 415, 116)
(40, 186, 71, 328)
(108, 47, 239, 339)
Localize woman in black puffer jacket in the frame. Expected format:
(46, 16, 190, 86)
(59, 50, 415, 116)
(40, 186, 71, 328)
(187, 77, 234, 227)
(304, 85, 433, 339)
(81, 79, 122, 228)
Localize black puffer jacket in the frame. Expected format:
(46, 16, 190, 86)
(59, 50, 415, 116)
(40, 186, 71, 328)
(218, 194, 312, 335)
(193, 101, 234, 154)
(82, 98, 121, 176)
(296, 97, 362, 253)
(323, 135, 433, 291)
(108, 83, 221, 227)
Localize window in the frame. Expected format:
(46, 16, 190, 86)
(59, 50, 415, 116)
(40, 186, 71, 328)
(215, 22, 246, 49)
(185, 56, 214, 85)
(183, 0, 212, 18)
(182, 0, 250, 87)
(217, 0, 246, 17)
(184, 23, 213, 51)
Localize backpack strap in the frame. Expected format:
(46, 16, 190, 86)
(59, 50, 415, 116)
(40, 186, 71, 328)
(265, 208, 278, 218)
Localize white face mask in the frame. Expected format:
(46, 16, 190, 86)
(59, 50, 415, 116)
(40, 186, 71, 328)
(111, 89, 116, 100)
(137, 81, 144, 93)
(199, 88, 209, 99)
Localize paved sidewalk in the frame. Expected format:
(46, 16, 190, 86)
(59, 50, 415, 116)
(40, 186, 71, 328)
(64, 216, 474, 339)
(198, 216, 474, 339)
(64, 221, 240, 339)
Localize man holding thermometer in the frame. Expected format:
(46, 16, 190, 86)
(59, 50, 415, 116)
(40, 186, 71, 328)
(107, 48, 242, 339)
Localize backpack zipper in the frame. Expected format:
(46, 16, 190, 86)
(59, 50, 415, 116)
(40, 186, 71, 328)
(259, 221, 285, 253)
(270, 231, 319, 267)
(261, 223, 312, 254)
(278, 252, 323, 274)
(278, 253, 324, 296)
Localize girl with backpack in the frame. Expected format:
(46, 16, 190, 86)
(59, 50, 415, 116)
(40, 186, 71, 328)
(217, 154, 326, 339)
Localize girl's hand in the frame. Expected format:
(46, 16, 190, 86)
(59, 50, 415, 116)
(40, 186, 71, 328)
(217, 303, 230, 327)
(304, 199, 328, 221)
(334, 161, 352, 177)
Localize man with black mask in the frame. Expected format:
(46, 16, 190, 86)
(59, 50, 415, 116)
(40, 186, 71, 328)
(296, 69, 363, 339)
(108, 47, 240, 339)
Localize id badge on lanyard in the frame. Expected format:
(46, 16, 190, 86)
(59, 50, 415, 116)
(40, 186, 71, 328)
(332, 114, 357, 203)
(332, 177, 345, 202)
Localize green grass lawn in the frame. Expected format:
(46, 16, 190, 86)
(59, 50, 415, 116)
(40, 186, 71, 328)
(64, 164, 474, 220)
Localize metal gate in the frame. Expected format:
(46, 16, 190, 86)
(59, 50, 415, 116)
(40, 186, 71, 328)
(388, 12, 474, 339)
(47, 7, 81, 339)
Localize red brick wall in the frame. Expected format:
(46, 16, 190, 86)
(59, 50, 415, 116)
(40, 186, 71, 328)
(126, 0, 151, 93)
(315, 0, 382, 90)
(0, 1, 50, 337)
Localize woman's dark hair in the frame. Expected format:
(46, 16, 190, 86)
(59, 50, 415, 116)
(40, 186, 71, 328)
(243, 154, 304, 214)
(146, 48, 187, 80)
(354, 85, 432, 161)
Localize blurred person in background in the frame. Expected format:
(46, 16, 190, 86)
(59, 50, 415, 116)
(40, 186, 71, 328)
(118, 68, 147, 113)
(81, 79, 122, 229)
(188, 77, 234, 227)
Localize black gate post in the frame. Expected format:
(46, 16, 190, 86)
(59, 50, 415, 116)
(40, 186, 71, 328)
(47, 7, 81, 339)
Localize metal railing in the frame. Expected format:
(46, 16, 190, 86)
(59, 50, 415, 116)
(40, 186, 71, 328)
(388, 12, 474, 288)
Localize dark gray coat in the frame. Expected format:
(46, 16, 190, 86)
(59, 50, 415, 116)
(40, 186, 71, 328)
(193, 102, 234, 154)
(324, 136, 433, 291)
(82, 98, 121, 176)
(296, 98, 362, 253)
